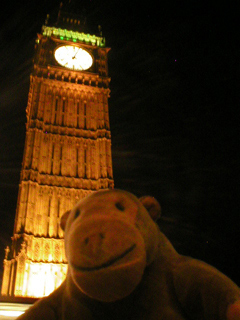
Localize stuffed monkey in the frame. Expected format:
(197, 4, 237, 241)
(17, 189, 240, 320)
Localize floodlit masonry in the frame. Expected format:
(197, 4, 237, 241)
(1, 7, 114, 298)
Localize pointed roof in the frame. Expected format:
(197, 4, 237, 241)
(42, 1, 105, 47)
(55, 1, 88, 32)
(43, 1, 105, 46)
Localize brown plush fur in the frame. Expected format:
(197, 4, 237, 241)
(18, 189, 240, 319)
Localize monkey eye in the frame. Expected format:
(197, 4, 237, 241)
(115, 202, 125, 211)
(74, 209, 81, 219)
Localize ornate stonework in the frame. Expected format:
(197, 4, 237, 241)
(1, 14, 114, 297)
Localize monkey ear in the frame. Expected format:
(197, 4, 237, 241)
(139, 196, 161, 221)
(60, 210, 71, 231)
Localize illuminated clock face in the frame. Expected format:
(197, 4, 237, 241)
(54, 45, 93, 70)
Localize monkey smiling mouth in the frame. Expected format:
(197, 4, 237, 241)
(73, 244, 136, 272)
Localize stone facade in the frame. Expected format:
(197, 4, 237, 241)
(1, 20, 114, 297)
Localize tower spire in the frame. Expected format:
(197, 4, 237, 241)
(56, 0, 87, 32)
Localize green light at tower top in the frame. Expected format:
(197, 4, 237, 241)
(42, 26, 106, 47)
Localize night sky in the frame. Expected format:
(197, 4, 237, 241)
(0, 0, 239, 287)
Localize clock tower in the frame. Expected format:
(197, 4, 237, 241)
(1, 4, 114, 298)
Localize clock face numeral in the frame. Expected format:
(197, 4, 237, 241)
(54, 46, 93, 70)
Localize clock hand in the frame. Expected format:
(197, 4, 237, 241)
(72, 48, 80, 59)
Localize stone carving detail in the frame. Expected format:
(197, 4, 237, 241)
(34, 242, 40, 261)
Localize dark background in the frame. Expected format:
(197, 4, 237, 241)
(0, 0, 239, 288)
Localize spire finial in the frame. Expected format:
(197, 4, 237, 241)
(45, 14, 50, 25)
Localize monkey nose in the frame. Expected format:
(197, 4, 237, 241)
(83, 233, 105, 256)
